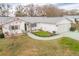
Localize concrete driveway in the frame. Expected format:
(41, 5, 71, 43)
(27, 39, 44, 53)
(64, 32, 79, 40)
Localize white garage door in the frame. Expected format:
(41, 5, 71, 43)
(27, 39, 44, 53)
(57, 23, 71, 34)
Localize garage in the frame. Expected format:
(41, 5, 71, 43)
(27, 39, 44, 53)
(57, 23, 71, 34)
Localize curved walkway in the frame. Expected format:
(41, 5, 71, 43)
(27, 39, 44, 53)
(27, 32, 64, 40)
(27, 32, 79, 40)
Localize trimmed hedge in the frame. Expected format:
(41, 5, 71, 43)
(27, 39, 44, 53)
(70, 27, 76, 31)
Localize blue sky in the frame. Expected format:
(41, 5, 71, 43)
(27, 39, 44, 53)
(0, 0, 79, 10)
(10, 3, 79, 10)
(1, 2, 79, 10)
(56, 3, 79, 9)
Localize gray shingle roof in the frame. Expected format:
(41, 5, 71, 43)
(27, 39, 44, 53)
(20, 17, 65, 24)
(0, 17, 15, 25)
(0, 17, 69, 25)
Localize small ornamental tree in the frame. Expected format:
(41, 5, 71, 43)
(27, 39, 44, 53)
(53, 31, 56, 35)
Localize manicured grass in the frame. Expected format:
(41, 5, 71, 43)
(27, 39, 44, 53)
(32, 31, 53, 37)
(0, 35, 79, 55)
(59, 37, 79, 51)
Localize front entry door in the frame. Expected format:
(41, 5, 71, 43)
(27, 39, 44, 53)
(24, 23, 27, 31)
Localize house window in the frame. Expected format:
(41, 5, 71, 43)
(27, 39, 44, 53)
(10, 25, 19, 30)
(31, 23, 37, 27)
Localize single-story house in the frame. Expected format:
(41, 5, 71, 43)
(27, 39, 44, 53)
(0, 17, 73, 37)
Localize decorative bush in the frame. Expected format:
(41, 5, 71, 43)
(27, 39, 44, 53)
(52, 31, 56, 35)
(70, 27, 76, 31)
(0, 32, 4, 38)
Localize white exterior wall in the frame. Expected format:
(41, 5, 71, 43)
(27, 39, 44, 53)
(56, 23, 71, 34)
(2, 20, 25, 36)
(35, 23, 57, 33)
(56, 19, 71, 34)
(32, 21, 71, 34)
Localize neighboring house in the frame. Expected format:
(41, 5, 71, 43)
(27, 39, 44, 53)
(0, 17, 72, 37)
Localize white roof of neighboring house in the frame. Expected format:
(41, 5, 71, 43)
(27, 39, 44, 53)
(64, 15, 79, 21)
(0, 17, 71, 25)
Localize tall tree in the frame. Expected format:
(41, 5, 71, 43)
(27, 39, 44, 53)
(15, 5, 24, 17)
(0, 3, 11, 17)
(15, 4, 64, 17)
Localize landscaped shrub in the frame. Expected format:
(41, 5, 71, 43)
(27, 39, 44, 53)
(52, 31, 56, 35)
(70, 27, 76, 31)
(0, 32, 4, 38)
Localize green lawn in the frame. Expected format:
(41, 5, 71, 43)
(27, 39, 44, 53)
(32, 31, 53, 37)
(59, 37, 79, 51)
(0, 35, 79, 56)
